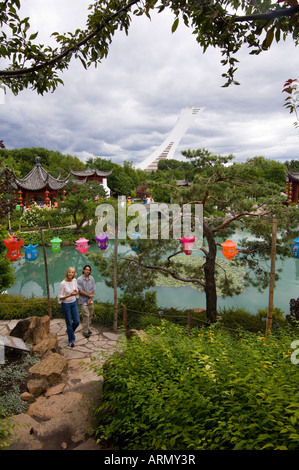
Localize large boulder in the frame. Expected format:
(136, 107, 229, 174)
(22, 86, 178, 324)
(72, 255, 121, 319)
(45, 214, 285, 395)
(10, 316, 50, 346)
(31, 333, 59, 359)
(29, 353, 68, 386)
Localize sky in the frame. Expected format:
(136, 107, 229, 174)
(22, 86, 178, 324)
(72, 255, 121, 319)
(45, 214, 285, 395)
(1, 0, 299, 169)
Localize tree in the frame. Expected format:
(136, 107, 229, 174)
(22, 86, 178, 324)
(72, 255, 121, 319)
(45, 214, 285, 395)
(93, 150, 298, 323)
(1, 1, 299, 94)
(63, 179, 106, 231)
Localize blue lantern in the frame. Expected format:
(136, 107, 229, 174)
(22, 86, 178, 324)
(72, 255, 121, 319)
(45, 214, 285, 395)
(292, 237, 299, 258)
(24, 243, 38, 261)
(132, 232, 141, 252)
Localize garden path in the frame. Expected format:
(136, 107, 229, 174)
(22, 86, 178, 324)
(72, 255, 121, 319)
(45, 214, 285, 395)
(0, 319, 125, 450)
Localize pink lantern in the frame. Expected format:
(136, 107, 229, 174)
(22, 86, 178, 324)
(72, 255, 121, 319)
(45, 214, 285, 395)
(95, 233, 109, 250)
(180, 236, 195, 255)
(75, 237, 90, 254)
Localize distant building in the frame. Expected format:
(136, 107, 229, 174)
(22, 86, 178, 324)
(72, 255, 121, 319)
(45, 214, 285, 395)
(137, 107, 204, 172)
(70, 168, 112, 196)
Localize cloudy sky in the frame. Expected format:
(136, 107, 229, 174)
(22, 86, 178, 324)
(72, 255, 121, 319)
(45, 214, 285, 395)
(1, 0, 299, 168)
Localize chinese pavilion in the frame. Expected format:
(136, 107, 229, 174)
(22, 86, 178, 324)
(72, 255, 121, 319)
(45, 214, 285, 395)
(70, 168, 112, 196)
(12, 157, 69, 206)
(11, 157, 112, 206)
(285, 169, 299, 203)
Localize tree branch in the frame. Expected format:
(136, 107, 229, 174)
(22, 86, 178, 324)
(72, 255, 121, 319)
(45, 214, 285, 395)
(234, 4, 299, 22)
(122, 256, 206, 288)
(0, 0, 140, 78)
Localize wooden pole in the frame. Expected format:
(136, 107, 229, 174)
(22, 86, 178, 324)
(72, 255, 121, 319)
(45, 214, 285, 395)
(40, 227, 52, 319)
(123, 304, 127, 331)
(113, 227, 118, 332)
(266, 219, 277, 337)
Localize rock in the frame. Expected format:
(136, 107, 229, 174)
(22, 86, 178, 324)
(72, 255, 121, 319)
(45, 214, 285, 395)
(28, 391, 83, 420)
(45, 383, 66, 397)
(126, 329, 147, 341)
(10, 316, 50, 346)
(31, 333, 59, 359)
(29, 352, 68, 386)
(30, 392, 96, 446)
(20, 392, 35, 402)
(27, 378, 48, 397)
(5, 413, 42, 450)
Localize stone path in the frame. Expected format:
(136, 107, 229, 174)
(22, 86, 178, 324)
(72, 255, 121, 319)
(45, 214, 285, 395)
(0, 318, 124, 360)
(0, 318, 126, 450)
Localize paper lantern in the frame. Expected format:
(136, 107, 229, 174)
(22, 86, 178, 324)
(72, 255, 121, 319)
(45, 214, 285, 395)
(75, 237, 90, 254)
(24, 243, 38, 261)
(221, 240, 238, 260)
(50, 236, 62, 253)
(95, 233, 109, 250)
(132, 232, 141, 252)
(292, 237, 299, 258)
(3, 233, 24, 262)
(180, 236, 195, 255)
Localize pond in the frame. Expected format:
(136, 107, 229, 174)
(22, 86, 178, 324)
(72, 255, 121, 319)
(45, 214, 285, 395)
(5, 230, 299, 315)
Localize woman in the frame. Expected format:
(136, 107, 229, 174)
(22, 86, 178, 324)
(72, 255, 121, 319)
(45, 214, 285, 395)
(58, 267, 80, 347)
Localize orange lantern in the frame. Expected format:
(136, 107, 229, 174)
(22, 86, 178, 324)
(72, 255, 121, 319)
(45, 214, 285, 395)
(3, 233, 24, 262)
(220, 240, 238, 260)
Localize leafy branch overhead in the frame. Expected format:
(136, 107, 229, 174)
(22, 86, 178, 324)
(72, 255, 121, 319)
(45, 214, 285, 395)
(1, 0, 299, 93)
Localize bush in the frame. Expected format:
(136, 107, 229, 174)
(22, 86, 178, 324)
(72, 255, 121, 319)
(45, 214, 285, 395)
(217, 307, 269, 333)
(0, 295, 62, 320)
(92, 321, 299, 450)
(93, 302, 115, 327)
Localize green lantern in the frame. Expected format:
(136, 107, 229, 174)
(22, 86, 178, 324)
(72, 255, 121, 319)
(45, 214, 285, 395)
(50, 236, 62, 253)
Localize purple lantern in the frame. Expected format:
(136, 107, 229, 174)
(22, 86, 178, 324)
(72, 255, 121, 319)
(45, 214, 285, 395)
(95, 233, 109, 250)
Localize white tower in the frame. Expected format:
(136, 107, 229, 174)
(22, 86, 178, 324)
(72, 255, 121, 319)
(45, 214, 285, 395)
(137, 106, 204, 172)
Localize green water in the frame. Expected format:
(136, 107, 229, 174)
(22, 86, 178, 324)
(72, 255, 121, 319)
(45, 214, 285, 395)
(5, 234, 299, 315)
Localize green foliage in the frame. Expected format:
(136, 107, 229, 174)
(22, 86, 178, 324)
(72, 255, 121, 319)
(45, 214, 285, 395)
(0, 295, 62, 320)
(92, 321, 299, 450)
(93, 302, 115, 327)
(0, 352, 39, 419)
(0, 147, 84, 178)
(0, 410, 14, 450)
(1, 0, 298, 93)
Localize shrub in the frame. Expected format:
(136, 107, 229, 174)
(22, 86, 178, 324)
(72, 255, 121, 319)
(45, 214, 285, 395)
(92, 321, 299, 450)
(0, 295, 62, 320)
(93, 302, 115, 327)
(217, 307, 269, 333)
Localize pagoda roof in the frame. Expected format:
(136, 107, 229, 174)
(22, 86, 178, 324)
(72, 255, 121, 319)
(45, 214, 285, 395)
(12, 157, 69, 191)
(70, 168, 112, 178)
(286, 169, 299, 183)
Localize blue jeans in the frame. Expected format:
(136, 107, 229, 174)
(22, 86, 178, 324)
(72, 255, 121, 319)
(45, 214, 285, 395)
(61, 301, 80, 344)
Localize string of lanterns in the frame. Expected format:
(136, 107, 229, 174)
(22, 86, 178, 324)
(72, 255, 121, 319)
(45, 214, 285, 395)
(286, 182, 293, 204)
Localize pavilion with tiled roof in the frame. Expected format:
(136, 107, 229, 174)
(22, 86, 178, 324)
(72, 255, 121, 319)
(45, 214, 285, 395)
(70, 168, 112, 196)
(285, 169, 299, 203)
(12, 157, 70, 206)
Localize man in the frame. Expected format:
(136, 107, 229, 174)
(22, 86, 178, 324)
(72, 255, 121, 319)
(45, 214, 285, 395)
(77, 264, 95, 338)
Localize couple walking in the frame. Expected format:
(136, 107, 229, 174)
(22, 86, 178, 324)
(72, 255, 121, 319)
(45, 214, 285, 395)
(58, 265, 95, 347)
